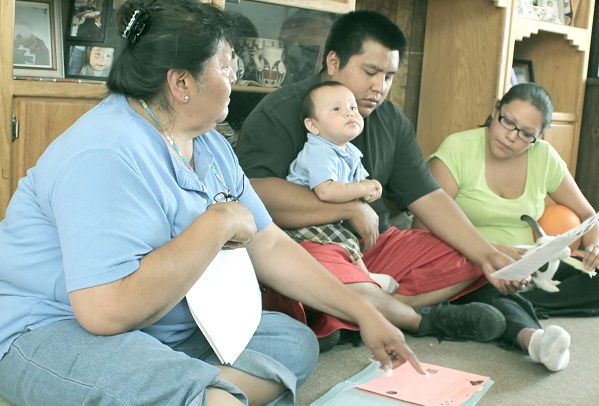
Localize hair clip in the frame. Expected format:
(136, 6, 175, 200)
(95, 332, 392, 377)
(121, 8, 149, 43)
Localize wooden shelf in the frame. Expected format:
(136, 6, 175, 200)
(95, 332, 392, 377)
(13, 80, 108, 99)
(248, 0, 354, 14)
(512, 17, 592, 51)
(13, 80, 278, 98)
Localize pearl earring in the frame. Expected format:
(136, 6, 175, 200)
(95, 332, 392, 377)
(184, 95, 189, 102)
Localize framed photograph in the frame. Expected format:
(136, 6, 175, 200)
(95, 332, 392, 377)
(517, 0, 536, 19)
(512, 58, 535, 84)
(66, 44, 115, 79)
(65, 0, 119, 81)
(68, 0, 108, 42)
(13, 0, 64, 78)
(538, 0, 566, 24)
(569, 0, 582, 26)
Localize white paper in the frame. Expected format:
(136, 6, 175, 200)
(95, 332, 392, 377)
(491, 212, 599, 280)
(186, 248, 261, 365)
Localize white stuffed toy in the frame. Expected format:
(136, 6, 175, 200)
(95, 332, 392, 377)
(519, 214, 596, 293)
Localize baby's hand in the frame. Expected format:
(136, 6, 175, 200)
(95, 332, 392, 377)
(362, 179, 382, 202)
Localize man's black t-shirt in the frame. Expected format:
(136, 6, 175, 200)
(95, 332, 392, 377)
(236, 75, 439, 232)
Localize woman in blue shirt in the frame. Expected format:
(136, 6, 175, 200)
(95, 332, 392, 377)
(0, 1, 424, 404)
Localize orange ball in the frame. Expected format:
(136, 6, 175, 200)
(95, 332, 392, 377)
(536, 204, 582, 251)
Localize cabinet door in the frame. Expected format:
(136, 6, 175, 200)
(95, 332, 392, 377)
(544, 119, 576, 175)
(417, 0, 508, 157)
(11, 97, 100, 193)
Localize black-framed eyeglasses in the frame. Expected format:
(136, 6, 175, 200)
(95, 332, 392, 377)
(497, 113, 538, 144)
(212, 175, 245, 203)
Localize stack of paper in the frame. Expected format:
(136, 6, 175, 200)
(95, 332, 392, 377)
(312, 362, 493, 406)
(358, 362, 492, 406)
(492, 211, 599, 280)
(186, 248, 262, 365)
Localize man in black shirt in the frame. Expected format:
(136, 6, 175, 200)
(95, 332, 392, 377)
(237, 9, 523, 349)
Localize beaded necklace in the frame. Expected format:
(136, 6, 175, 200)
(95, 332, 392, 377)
(138, 99, 239, 202)
(139, 99, 194, 172)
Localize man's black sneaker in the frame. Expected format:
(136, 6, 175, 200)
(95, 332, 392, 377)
(317, 330, 341, 352)
(416, 302, 506, 342)
(317, 329, 362, 352)
(338, 330, 363, 348)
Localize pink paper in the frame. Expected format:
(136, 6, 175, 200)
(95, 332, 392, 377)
(357, 362, 490, 406)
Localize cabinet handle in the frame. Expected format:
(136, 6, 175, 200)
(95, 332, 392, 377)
(11, 115, 19, 143)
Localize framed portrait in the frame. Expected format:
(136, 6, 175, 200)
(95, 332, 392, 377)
(517, 0, 536, 19)
(13, 0, 64, 78)
(512, 59, 535, 85)
(538, 0, 566, 24)
(68, 0, 109, 42)
(65, 44, 115, 80)
(65, 0, 119, 81)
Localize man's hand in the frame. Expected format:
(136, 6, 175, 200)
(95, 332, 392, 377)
(481, 251, 529, 294)
(492, 243, 527, 260)
(349, 202, 379, 251)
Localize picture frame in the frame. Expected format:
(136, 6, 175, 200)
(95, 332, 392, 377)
(65, 44, 115, 80)
(67, 0, 109, 42)
(512, 58, 535, 84)
(538, 0, 566, 24)
(570, 0, 582, 26)
(13, 0, 64, 79)
(517, 0, 536, 19)
(65, 0, 119, 81)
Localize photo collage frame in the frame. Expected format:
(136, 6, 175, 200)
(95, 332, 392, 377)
(64, 0, 123, 81)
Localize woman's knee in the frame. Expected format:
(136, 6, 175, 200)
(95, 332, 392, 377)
(276, 314, 319, 386)
(253, 312, 319, 386)
(205, 387, 246, 405)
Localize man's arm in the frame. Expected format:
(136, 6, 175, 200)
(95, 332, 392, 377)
(409, 189, 522, 293)
(411, 158, 526, 260)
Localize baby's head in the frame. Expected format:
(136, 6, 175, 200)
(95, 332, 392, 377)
(301, 81, 364, 146)
(88, 46, 114, 72)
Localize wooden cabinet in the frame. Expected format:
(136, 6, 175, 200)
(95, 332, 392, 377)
(3, 81, 105, 213)
(0, 0, 354, 218)
(11, 94, 101, 194)
(417, 0, 596, 174)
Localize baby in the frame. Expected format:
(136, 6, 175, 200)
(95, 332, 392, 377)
(285, 81, 398, 293)
(79, 46, 114, 77)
